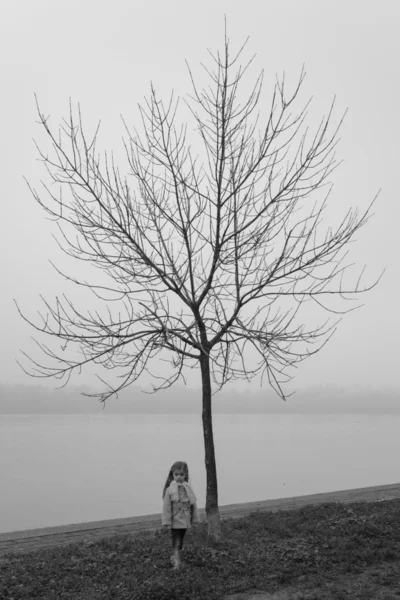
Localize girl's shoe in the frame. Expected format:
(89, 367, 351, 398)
(171, 552, 182, 570)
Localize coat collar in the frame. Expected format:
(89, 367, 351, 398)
(169, 480, 197, 504)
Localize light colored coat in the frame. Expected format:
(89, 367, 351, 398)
(162, 482, 200, 529)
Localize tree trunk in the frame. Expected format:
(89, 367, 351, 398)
(200, 352, 222, 543)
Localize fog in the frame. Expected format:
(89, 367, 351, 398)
(1, 0, 399, 402)
(1, 383, 399, 414)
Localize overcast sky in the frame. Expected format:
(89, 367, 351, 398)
(1, 0, 398, 396)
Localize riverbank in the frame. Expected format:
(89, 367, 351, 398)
(1, 486, 400, 600)
(1, 482, 399, 557)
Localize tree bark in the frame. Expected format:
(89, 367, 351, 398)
(200, 351, 222, 543)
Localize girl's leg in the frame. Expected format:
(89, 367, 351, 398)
(170, 529, 187, 568)
(178, 529, 186, 551)
(171, 529, 180, 552)
(170, 529, 182, 568)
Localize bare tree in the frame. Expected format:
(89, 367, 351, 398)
(16, 33, 381, 542)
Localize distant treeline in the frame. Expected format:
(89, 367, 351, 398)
(0, 383, 399, 414)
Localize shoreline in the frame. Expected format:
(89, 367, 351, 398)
(1, 482, 400, 557)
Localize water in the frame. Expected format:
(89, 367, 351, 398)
(1, 413, 399, 534)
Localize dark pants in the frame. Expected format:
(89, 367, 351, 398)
(171, 528, 186, 551)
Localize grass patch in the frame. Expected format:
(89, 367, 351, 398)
(1, 498, 400, 599)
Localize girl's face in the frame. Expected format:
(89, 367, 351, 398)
(173, 470, 185, 484)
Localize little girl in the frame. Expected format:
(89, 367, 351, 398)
(162, 461, 200, 569)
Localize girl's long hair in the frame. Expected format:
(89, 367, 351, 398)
(162, 461, 189, 499)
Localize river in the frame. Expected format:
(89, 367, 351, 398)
(1, 413, 399, 533)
